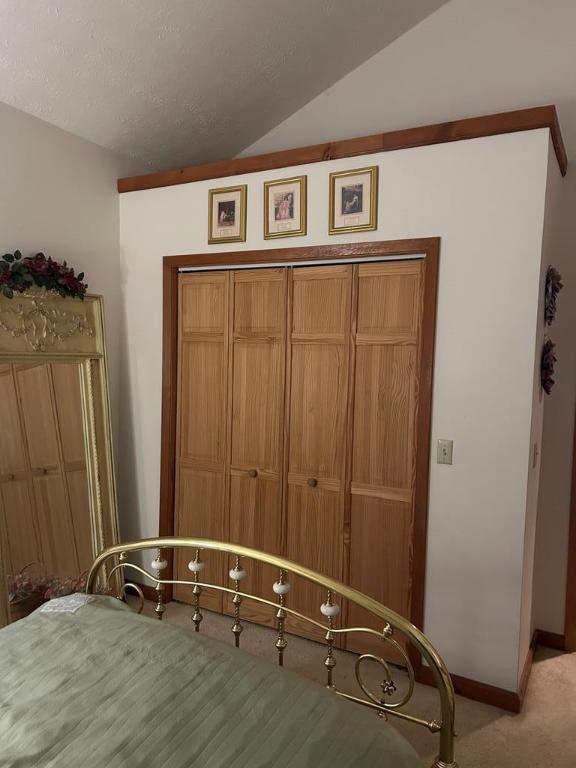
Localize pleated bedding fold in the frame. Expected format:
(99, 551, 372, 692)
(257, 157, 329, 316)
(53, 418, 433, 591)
(0, 597, 421, 767)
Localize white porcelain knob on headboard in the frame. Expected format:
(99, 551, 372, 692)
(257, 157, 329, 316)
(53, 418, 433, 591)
(273, 581, 290, 595)
(151, 558, 168, 571)
(229, 568, 247, 581)
(320, 602, 340, 617)
(188, 560, 205, 573)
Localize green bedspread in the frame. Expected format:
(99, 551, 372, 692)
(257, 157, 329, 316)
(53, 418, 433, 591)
(0, 596, 421, 767)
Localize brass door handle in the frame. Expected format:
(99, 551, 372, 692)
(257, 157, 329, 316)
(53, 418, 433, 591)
(307, 477, 318, 488)
(248, 469, 258, 478)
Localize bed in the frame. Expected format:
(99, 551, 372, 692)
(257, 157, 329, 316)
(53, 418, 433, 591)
(0, 537, 457, 767)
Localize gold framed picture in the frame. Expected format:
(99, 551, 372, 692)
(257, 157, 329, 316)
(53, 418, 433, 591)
(329, 166, 378, 234)
(264, 175, 307, 239)
(208, 184, 247, 243)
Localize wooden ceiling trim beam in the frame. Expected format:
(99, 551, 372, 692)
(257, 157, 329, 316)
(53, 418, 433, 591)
(118, 105, 567, 193)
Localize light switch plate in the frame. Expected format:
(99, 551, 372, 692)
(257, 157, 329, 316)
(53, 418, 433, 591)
(437, 439, 454, 465)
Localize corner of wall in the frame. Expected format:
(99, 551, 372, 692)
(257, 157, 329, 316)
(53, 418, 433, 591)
(531, 138, 576, 642)
(516, 131, 555, 688)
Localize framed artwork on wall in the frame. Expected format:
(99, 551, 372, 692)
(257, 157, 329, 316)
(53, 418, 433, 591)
(329, 166, 378, 234)
(208, 185, 247, 243)
(264, 175, 307, 239)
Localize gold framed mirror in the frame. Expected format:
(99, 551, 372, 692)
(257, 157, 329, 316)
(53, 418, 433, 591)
(0, 289, 119, 626)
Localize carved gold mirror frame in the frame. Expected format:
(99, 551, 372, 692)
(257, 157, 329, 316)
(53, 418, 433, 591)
(0, 289, 119, 627)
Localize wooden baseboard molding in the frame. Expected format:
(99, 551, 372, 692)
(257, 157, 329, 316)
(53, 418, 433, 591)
(517, 630, 538, 707)
(536, 628, 566, 651)
(417, 631, 537, 714)
(416, 666, 522, 713)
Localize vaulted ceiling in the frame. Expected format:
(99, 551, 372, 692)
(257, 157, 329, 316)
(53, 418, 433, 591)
(0, 0, 447, 172)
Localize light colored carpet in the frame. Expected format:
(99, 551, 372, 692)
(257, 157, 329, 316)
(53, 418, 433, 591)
(138, 600, 576, 767)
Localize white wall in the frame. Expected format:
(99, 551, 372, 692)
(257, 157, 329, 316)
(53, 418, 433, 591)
(516, 142, 556, 684)
(238, 0, 576, 650)
(239, 0, 576, 161)
(119, 129, 550, 690)
(532, 152, 576, 636)
(0, 102, 125, 432)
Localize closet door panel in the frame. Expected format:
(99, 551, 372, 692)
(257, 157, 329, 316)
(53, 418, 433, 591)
(33, 474, 79, 577)
(288, 344, 346, 480)
(347, 261, 423, 656)
(181, 275, 227, 335)
(356, 267, 421, 341)
(0, 369, 27, 475)
(51, 363, 92, 572)
(286, 265, 351, 640)
(180, 340, 227, 465)
(347, 496, 411, 657)
(285, 485, 343, 641)
(174, 466, 224, 611)
(174, 273, 229, 612)
(51, 364, 85, 464)
(231, 341, 282, 470)
(291, 267, 349, 338)
(228, 472, 281, 626)
(352, 345, 416, 493)
(16, 365, 60, 471)
(1, 480, 40, 574)
(233, 270, 285, 337)
(226, 269, 286, 625)
(67, 469, 93, 571)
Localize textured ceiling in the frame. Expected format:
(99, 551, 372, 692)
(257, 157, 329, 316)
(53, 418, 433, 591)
(0, 0, 447, 172)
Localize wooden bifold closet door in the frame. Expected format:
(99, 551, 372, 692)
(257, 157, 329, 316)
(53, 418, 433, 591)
(173, 259, 425, 645)
(0, 362, 92, 580)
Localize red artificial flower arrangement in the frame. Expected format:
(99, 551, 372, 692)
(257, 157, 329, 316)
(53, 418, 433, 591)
(0, 250, 87, 300)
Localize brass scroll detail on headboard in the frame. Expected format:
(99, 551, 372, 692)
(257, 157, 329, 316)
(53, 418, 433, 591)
(87, 537, 457, 768)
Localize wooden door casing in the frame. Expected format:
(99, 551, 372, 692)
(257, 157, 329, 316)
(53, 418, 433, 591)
(164, 240, 438, 668)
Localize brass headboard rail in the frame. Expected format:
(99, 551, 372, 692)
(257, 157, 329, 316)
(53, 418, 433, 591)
(86, 536, 457, 768)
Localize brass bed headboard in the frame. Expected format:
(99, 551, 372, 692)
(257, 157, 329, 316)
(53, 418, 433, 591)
(86, 537, 457, 768)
